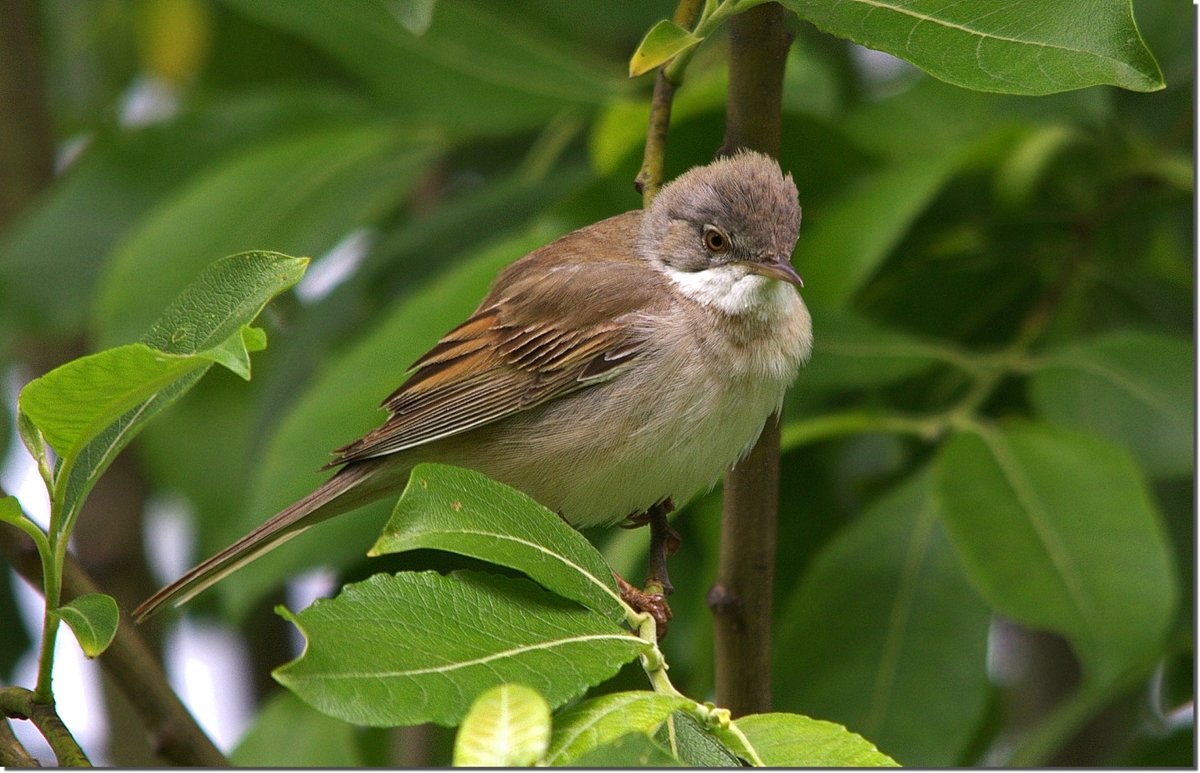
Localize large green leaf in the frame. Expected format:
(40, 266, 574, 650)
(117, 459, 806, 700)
(935, 422, 1177, 685)
(372, 464, 629, 623)
(798, 306, 964, 391)
(274, 571, 647, 727)
(453, 683, 551, 767)
(543, 691, 691, 766)
(93, 123, 435, 346)
(1028, 331, 1192, 478)
(775, 0, 1163, 95)
(773, 470, 991, 766)
(729, 712, 898, 767)
(20, 344, 215, 462)
(568, 733, 681, 767)
(0, 87, 372, 337)
(655, 711, 741, 767)
(222, 0, 628, 135)
(799, 146, 970, 308)
(20, 252, 306, 529)
(224, 227, 559, 619)
(232, 691, 366, 767)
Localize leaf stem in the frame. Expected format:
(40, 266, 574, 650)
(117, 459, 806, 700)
(32, 502, 65, 703)
(781, 410, 943, 451)
(633, 612, 684, 699)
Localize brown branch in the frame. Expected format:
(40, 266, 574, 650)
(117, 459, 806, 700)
(0, 0, 55, 229)
(0, 715, 40, 767)
(710, 1, 793, 717)
(0, 686, 90, 766)
(0, 520, 230, 767)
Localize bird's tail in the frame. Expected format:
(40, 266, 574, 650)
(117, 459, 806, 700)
(133, 462, 382, 622)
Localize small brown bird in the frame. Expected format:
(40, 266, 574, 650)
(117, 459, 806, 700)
(136, 151, 812, 622)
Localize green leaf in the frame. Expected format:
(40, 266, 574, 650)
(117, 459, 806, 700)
(20, 345, 206, 461)
(223, 0, 627, 135)
(373, 464, 629, 623)
(730, 712, 899, 767)
(629, 19, 702, 77)
(19, 250, 305, 458)
(16, 410, 51, 489)
(773, 470, 991, 766)
(54, 594, 119, 658)
(655, 711, 741, 766)
(544, 691, 692, 766)
(776, 0, 1163, 95)
(589, 67, 728, 175)
(228, 227, 557, 619)
(935, 422, 1178, 685)
(274, 571, 647, 727)
(1028, 331, 1192, 478)
(0, 87, 373, 337)
(232, 691, 366, 767)
(993, 124, 1086, 209)
(799, 306, 964, 390)
(800, 146, 970, 308)
(19, 251, 305, 532)
(93, 124, 434, 347)
(0, 497, 48, 557)
(453, 683, 551, 767)
(568, 732, 681, 767)
(0, 497, 23, 527)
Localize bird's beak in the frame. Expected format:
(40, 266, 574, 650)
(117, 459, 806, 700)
(746, 257, 804, 287)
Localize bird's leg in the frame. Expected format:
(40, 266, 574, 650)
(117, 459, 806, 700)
(616, 498, 679, 639)
(645, 500, 681, 595)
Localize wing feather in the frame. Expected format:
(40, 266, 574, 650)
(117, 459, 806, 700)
(329, 211, 670, 467)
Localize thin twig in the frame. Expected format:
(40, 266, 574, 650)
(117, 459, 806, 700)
(0, 520, 230, 767)
(711, 1, 793, 718)
(636, 0, 703, 205)
(0, 686, 90, 766)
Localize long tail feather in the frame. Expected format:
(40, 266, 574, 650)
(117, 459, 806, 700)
(134, 463, 381, 622)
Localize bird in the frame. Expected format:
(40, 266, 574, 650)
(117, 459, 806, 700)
(134, 150, 812, 624)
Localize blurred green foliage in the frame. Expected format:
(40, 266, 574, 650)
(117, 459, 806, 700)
(0, 0, 1191, 767)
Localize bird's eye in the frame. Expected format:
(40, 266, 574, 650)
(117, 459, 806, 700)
(703, 226, 730, 254)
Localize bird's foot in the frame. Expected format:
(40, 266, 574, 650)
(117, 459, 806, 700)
(614, 499, 681, 640)
(620, 499, 680, 594)
(615, 573, 672, 640)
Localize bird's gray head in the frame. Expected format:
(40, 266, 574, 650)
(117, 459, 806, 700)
(637, 151, 802, 286)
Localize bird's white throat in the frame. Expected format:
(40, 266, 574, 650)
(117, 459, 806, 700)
(664, 264, 796, 319)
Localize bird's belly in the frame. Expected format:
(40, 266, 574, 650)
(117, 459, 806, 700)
(446, 366, 789, 528)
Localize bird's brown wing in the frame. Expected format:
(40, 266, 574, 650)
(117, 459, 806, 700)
(330, 212, 667, 466)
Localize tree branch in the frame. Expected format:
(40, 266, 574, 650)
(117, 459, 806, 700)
(0, 521, 230, 767)
(0, 0, 55, 229)
(711, 1, 793, 717)
(0, 714, 40, 767)
(0, 686, 90, 766)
